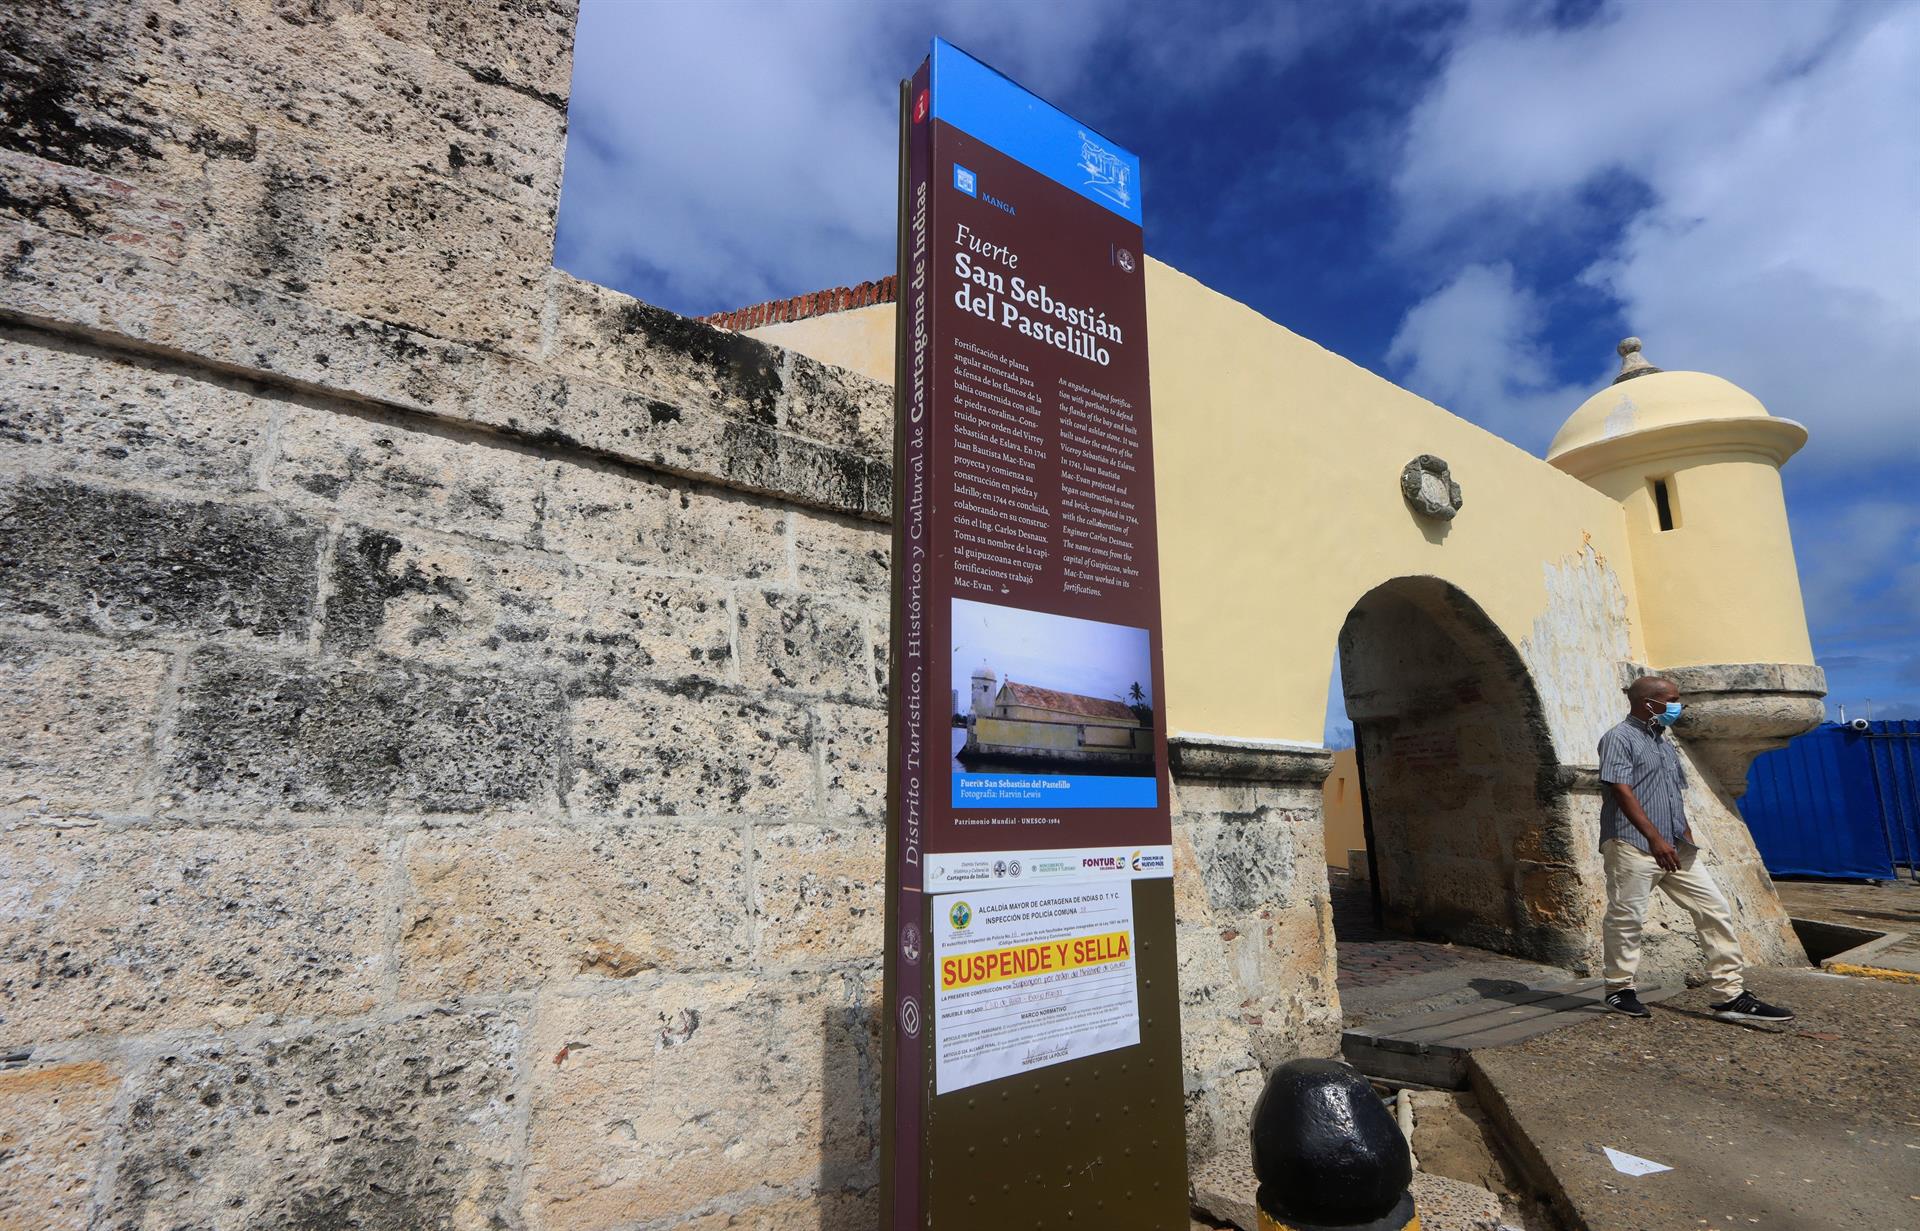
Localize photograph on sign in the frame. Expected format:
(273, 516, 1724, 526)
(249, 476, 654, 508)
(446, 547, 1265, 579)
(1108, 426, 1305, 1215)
(952, 598, 1156, 808)
(931, 883, 1138, 1094)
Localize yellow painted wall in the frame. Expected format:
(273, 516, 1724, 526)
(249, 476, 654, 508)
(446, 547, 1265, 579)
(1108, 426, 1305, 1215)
(747, 303, 895, 383)
(998, 703, 1137, 728)
(974, 717, 1151, 753)
(1143, 260, 1644, 743)
(1322, 747, 1365, 869)
(1582, 452, 1813, 667)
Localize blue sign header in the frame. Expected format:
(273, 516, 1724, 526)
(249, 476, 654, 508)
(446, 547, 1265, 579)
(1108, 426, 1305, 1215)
(929, 38, 1143, 226)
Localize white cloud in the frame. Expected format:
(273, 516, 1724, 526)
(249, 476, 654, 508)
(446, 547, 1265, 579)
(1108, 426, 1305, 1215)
(1387, 0, 1920, 469)
(554, 0, 1325, 315)
(1798, 497, 1920, 640)
(556, 0, 905, 312)
(1384, 262, 1600, 447)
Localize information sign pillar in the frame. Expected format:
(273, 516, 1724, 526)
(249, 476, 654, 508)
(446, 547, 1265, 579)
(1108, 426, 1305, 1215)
(882, 39, 1189, 1228)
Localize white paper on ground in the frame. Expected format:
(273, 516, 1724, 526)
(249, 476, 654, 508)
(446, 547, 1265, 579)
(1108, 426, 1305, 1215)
(1602, 1146, 1673, 1176)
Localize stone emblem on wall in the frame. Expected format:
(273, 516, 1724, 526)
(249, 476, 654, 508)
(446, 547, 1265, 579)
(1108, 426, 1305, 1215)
(1400, 454, 1463, 520)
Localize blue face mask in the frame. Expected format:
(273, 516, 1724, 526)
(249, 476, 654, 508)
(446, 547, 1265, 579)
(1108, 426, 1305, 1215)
(1659, 701, 1684, 725)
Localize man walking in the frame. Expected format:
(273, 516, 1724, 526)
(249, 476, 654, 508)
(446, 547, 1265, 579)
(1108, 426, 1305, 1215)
(1598, 675, 1793, 1023)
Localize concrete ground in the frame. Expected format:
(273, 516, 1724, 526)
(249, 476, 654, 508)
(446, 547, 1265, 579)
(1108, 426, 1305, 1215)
(1471, 967, 1920, 1231)
(1328, 868, 1920, 1229)
(1773, 875, 1920, 975)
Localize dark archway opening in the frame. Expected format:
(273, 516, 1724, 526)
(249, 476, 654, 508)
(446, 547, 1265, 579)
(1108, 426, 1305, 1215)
(1337, 577, 1586, 968)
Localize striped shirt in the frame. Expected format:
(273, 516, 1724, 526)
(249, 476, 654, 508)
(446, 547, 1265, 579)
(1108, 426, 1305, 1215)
(1597, 717, 1691, 853)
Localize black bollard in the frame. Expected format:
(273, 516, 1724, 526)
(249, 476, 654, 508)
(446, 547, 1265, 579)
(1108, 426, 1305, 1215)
(1250, 1058, 1418, 1231)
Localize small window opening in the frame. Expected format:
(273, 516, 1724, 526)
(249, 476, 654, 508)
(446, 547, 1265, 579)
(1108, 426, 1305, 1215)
(1652, 478, 1677, 532)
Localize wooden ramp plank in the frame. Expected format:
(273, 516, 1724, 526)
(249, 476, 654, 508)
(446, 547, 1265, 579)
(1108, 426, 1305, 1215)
(1342, 981, 1680, 1087)
(1397, 981, 1611, 1045)
(1350, 985, 1570, 1039)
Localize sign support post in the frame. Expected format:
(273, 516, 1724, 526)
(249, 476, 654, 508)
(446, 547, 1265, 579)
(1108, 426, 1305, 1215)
(882, 40, 1189, 1228)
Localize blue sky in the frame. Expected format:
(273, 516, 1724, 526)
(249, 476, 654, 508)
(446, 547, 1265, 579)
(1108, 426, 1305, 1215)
(555, 0, 1919, 744)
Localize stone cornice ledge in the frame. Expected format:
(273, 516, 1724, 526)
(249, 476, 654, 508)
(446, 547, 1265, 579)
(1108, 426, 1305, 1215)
(1658, 662, 1827, 696)
(1168, 734, 1334, 785)
(0, 220, 893, 523)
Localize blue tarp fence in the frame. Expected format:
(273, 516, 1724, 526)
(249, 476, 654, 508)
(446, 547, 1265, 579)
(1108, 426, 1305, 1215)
(1739, 720, 1920, 881)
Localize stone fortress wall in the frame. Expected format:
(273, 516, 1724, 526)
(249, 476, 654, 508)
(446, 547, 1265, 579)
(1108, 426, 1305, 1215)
(2, 4, 902, 1227)
(0, 3, 1812, 1228)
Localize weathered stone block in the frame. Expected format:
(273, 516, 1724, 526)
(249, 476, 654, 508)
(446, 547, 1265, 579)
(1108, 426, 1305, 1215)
(540, 460, 789, 582)
(0, 636, 168, 812)
(816, 701, 886, 818)
(0, 1061, 120, 1231)
(270, 405, 546, 544)
(107, 1007, 521, 1231)
(1174, 921, 1261, 1082)
(719, 421, 873, 518)
(3, 1, 568, 213)
(1182, 813, 1315, 916)
(739, 590, 874, 698)
(399, 823, 748, 998)
(0, 145, 191, 263)
(753, 825, 884, 965)
(0, 826, 386, 1046)
(781, 350, 891, 456)
(2, 8, 568, 362)
(863, 458, 893, 523)
(369, 1, 579, 108)
(199, 154, 550, 354)
(321, 527, 734, 690)
(0, 7, 184, 190)
(1232, 899, 1342, 1067)
(0, 478, 320, 642)
(163, 648, 565, 814)
(544, 275, 785, 426)
(1170, 823, 1214, 919)
(568, 684, 814, 818)
(674, 1190, 877, 1231)
(526, 970, 877, 1230)
(0, 333, 267, 492)
(793, 508, 890, 602)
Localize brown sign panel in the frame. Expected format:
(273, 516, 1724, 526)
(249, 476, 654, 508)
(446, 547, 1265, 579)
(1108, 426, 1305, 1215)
(883, 41, 1188, 1228)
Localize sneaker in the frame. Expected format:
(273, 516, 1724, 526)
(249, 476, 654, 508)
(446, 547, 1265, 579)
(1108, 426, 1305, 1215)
(1605, 988, 1651, 1018)
(1710, 991, 1795, 1023)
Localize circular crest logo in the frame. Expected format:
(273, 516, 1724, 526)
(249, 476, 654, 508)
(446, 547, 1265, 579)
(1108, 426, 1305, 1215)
(1008, 859, 1022, 878)
(900, 996, 921, 1038)
(1117, 247, 1136, 273)
(901, 923, 922, 964)
(949, 900, 973, 930)
(993, 859, 1007, 878)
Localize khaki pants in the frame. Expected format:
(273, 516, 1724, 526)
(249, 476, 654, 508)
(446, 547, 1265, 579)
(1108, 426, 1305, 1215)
(1602, 838, 1745, 999)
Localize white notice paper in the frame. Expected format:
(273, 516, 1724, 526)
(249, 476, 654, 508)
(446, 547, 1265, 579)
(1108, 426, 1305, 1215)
(1602, 1147, 1673, 1176)
(930, 883, 1138, 1094)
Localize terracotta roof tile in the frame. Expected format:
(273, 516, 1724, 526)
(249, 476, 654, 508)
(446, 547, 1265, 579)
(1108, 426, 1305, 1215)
(1000, 681, 1139, 724)
(697, 276, 898, 332)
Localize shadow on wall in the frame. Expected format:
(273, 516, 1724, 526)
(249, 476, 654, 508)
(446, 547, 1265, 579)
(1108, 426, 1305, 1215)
(820, 997, 882, 1225)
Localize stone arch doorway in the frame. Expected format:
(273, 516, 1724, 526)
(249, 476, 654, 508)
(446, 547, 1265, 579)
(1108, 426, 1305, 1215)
(1338, 576, 1586, 967)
